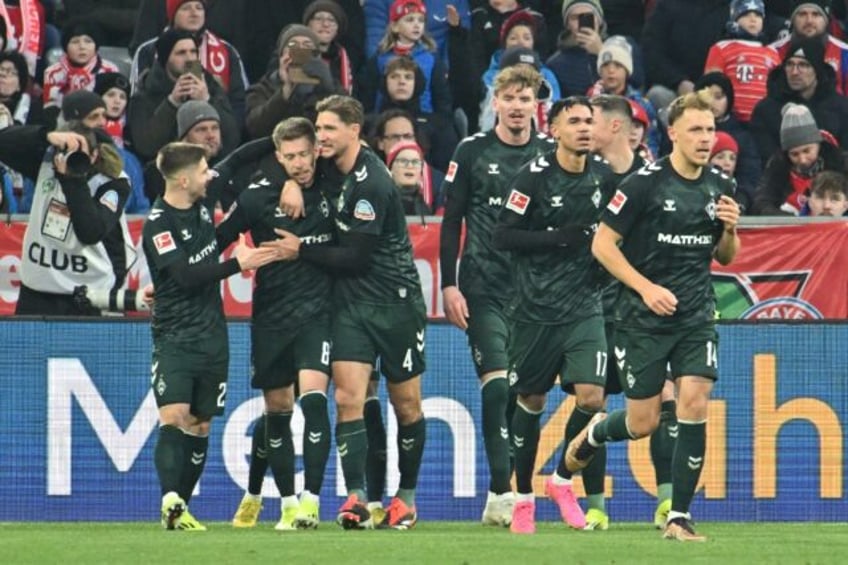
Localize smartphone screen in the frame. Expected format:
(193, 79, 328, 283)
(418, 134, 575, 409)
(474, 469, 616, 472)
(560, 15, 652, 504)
(577, 13, 595, 30)
(185, 60, 203, 78)
(288, 47, 314, 66)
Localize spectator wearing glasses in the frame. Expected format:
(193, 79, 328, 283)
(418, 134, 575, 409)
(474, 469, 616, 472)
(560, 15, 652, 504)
(244, 24, 341, 140)
(304, 0, 356, 95)
(386, 140, 435, 216)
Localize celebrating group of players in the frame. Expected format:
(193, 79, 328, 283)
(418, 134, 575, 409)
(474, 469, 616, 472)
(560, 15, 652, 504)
(140, 62, 740, 542)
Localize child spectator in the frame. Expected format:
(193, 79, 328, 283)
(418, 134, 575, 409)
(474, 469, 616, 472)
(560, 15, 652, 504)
(587, 36, 658, 156)
(704, 0, 780, 123)
(94, 71, 130, 147)
(42, 21, 118, 115)
(0, 50, 42, 125)
(478, 46, 556, 133)
(710, 131, 740, 178)
(753, 103, 846, 215)
(469, 1, 547, 84)
(627, 98, 654, 162)
(357, 0, 451, 117)
(802, 170, 848, 216)
(695, 72, 761, 212)
(386, 139, 435, 216)
(304, 0, 355, 94)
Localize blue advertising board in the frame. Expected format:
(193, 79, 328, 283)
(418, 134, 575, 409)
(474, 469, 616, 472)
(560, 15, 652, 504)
(0, 321, 845, 522)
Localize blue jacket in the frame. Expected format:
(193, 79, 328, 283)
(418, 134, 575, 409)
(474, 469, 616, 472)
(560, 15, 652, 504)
(119, 148, 149, 215)
(1, 170, 17, 214)
(547, 33, 645, 97)
(364, 0, 470, 65)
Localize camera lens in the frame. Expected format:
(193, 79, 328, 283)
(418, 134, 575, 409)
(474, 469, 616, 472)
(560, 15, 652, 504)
(64, 150, 91, 176)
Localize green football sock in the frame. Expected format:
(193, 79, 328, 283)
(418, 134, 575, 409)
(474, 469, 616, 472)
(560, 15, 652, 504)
(582, 443, 607, 506)
(671, 420, 706, 514)
(266, 411, 294, 497)
(336, 419, 368, 496)
(651, 400, 677, 491)
(591, 409, 633, 444)
(512, 402, 542, 494)
(556, 404, 596, 479)
(364, 397, 387, 502)
(397, 417, 426, 491)
(154, 425, 185, 496)
(247, 415, 268, 496)
(178, 432, 208, 503)
(481, 377, 511, 494)
(300, 392, 330, 495)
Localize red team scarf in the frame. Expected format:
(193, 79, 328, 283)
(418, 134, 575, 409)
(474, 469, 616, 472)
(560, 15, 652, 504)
(332, 44, 353, 94)
(199, 30, 231, 90)
(0, 0, 42, 77)
(42, 54, 117, 105)
(104, 117, 125, 148)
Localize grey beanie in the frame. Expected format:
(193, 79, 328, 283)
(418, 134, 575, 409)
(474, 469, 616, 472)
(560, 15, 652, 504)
(780, 103, 822, 150)
(276, 24, 321, 56)
(177, 100, 220, 139)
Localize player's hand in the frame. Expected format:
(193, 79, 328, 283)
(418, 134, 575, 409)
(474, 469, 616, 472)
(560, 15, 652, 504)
(279, 179, 305, 218)
(442, 285, 469, 330)
(716, 195, 740, 233)
(640, 283, 678, 316)
(259, 228, 302, 260)
(235, 234, 278, 270)
(446, 4, 460, 27)
(141, 283, 155, 307)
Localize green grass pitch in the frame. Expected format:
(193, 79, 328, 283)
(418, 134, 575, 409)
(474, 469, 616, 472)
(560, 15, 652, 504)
(2, 522, 846, 564)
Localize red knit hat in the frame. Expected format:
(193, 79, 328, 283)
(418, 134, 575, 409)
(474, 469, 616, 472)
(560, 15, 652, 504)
(500, 10, 537, 47)
(167, 0, 205, 22)
(711, 131, 739, 158)
(628, 99, 649, 129)
(386, 140, 425, 168)
(390, 0, 427, 23)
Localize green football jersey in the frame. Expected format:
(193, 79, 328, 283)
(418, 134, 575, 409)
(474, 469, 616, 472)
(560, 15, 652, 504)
(600, 157, 736, 330)
(600, 153, 650, 319)
(441, 130, 555, 303)
(498, 151, 618, 324)
(334, 147, 422, 304)
(142, 197, 226, 343)
(216, 160, 335, 329)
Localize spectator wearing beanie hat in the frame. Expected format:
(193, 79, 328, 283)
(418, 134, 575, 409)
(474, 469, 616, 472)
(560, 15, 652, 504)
(130, 0, 249, 127)
(386, 139, 435, 215)
(42, 20, 119, 118)
(704, 0, 780, 123)
(0, 50, 43, 127)
(477, 45, 559, 134)
(710, 131, 740, 178)
(770, 0, 848, 94)
(244, 24, 341, 140)
(304, 0, 355, 94)
(129, 26, 239, 164)
(587, 36, 658, 157)
(547, 0, 645, 97)
(627, 98, 654, 162)
(750, 35, 848, 163)
(753, 102, 848, 215)
(695, 72, 761, 212)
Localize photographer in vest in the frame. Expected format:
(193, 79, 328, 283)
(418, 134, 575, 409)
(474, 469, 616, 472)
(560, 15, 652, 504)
(0, 89, 132, 315)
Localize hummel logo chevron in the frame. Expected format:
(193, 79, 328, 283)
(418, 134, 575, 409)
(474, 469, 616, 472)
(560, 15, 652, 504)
(687, 456, 703, 470)
(668, 424, 679, 439)
(514, 436, 525, 448)
(308, 432, 323, 444)
(256, 447, 267, 458)
(338, 443, 348, 457)
(416, 330, 425, 352)
(191, 451, 205, 465)
(614, 346, 626, 370)
(269, 438, 283, 449)
(500, 427, 509, 440)
(401, 438, 415, 451)
(354, 165, 368, 182)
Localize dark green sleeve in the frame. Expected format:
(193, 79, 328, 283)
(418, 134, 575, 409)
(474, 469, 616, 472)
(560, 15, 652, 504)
(600, 175, 649, 238)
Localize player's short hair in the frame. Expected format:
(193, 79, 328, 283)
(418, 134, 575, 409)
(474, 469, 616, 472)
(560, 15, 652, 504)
(272, 117, 316, 149)
(156, 142, 206, 178)
(667, 89, 714, 126)
(492, 64, 542, 97)
(811, 170, 848, 198)
(589, 94, 632, 122)
(316, 94, 364, 128)
(548, 95, 594, 125)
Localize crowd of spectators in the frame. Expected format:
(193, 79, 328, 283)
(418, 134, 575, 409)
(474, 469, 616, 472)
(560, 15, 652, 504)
(3, 0, 848, 217)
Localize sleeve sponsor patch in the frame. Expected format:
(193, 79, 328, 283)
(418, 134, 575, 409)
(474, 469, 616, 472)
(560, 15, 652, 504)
(607, 189, 627, 215)
(353, 199, 376, 221)
(445, 160, 458, 182)
(505, 189, 530, 215)
(99, 189, 119, 212)
(153, 231, 177, 255)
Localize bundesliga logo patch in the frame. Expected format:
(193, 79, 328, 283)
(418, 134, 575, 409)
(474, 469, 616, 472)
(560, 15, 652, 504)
(607, 190, 627, 214)
(506, 189, 530, 214)
(153, 231, 176, 254)
(445, 160, 458, 182)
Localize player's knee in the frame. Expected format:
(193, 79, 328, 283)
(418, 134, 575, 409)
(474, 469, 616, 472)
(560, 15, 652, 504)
(628, 411, 660, 439)
(677, 394, 709, 420)
(264, 387, 294, 412)
(575, 389, 604, 412)
(191, 420, 212, 436)
(334, 385, 365, 413)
